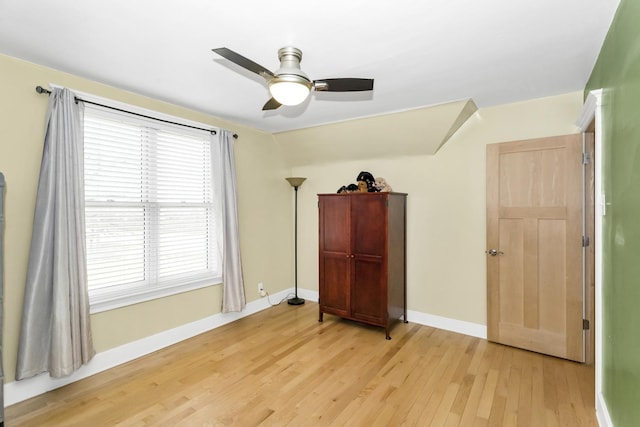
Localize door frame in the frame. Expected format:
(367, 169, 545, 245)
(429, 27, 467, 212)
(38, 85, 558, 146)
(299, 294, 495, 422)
(576, 89, 607, 424)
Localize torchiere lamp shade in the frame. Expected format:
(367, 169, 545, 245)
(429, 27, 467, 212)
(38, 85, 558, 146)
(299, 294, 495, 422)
(286, 177, 306, 188)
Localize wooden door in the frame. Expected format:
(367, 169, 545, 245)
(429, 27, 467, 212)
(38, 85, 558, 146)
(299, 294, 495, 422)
(487, 134, 584, 362)
(318, 195, 351, 317)
(350, 195, 386, 325)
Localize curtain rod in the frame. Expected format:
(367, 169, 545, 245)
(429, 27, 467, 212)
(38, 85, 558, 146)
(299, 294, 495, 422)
(35, 86, 238, 139)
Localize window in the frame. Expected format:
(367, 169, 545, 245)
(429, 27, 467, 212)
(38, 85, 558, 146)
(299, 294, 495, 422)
(83, 105, 222, 312)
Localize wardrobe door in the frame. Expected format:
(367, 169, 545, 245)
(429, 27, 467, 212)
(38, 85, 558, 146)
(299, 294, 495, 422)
(350, 195, 386, 325)
(319, 195, 350, 317)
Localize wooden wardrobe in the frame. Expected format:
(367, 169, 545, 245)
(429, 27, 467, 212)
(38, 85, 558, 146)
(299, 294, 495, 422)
(318, 192, 407, 339)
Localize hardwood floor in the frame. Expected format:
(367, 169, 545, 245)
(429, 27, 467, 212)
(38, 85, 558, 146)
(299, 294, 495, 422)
(6, 302, 597, 426)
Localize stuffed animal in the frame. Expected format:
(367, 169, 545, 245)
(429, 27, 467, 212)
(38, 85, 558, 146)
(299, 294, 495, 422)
(356, 171, 379, 192)
(337, 183, 359, 193)
(337, 171, 385, 193)
(374, 177, 392, 192)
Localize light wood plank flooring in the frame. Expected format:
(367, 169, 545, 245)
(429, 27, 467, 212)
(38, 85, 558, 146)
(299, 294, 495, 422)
(6, 302, 596, 426)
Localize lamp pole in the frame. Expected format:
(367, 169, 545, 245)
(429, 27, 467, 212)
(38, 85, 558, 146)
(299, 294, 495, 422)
(285, 177, 306, 305)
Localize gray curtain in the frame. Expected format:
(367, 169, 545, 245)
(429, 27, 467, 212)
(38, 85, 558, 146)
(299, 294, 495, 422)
(16, 88, 95, 380)
(213, 130, 246, 312)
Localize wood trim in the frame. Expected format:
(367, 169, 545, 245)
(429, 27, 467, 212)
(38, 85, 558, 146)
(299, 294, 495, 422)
(576, 90, 603, 130)
(584, 131, 596, 365)
(486, 143, 500, 341)
(498, 322, 565, 357)
(499, 206, 567, 219)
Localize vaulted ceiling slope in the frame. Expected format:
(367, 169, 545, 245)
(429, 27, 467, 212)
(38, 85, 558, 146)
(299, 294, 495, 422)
(0, 0, 619, 133)
(276, 99, 478, 166)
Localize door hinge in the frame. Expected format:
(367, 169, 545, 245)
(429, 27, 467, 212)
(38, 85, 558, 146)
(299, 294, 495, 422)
(582, 236, 590, 247)
(583, 319, 590, 330)
(582, 152, 591, 165)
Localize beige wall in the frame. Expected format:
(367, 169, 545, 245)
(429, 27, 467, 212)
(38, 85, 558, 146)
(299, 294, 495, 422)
(0, 54, 293, 383)
(282, 91, 583, 325)
(0, 51, 584, 388)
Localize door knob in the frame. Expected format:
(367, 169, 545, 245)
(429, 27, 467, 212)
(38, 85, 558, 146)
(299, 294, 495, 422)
(485, 249, 504, 256)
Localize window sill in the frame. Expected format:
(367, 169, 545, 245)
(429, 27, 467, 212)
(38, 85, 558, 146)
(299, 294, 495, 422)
(89, 277, 222, 314)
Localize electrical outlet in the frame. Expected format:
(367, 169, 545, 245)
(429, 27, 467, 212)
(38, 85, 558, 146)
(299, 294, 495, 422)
(258, 282, 266, 297)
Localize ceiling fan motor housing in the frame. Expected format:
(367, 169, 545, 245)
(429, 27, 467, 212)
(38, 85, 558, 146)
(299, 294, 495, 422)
(274, 46, 311, 86)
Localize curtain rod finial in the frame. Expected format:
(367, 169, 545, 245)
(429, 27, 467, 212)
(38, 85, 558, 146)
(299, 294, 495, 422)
(36, 86, 51, 95)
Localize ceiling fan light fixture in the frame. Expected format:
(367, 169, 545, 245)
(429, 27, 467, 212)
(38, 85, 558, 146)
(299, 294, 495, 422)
(269, 77, 311, 106)
(212, 46, 375, 111)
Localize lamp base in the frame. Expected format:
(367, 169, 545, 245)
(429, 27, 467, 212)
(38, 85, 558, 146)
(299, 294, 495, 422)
(287, 296, 305, 305)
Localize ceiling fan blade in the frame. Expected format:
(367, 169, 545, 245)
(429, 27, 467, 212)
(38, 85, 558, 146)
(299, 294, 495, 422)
(262, 98, 282, 111)
(313, 78, 374, 92)
(212, 47, 274, 78)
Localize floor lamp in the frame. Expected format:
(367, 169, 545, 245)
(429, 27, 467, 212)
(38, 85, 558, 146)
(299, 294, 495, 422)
(286, 177, 306, 305)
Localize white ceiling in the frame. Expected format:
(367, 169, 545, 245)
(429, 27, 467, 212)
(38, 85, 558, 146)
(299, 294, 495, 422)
(0, 0, 619, 133)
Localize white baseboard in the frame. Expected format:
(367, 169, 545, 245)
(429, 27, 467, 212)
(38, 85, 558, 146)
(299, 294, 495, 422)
(5, 288, 292, 407)
(295, 288, 319, 303)
(5, 289, 486, 407)
(406, 309, 487, 339)
(596, 392, 613, 427)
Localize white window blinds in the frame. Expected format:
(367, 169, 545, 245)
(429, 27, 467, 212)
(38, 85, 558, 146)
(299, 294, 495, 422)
(84, 106, 222, 311)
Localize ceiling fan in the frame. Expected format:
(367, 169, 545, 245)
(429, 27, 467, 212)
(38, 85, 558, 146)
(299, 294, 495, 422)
(212, 46, 374, 111)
